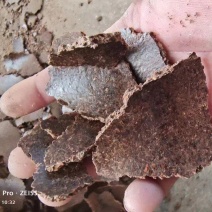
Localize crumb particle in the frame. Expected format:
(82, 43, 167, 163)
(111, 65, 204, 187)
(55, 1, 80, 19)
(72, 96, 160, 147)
(194, 12, 200, 17)
(96, 16, 103, 22)
(180, 20, 186, 27)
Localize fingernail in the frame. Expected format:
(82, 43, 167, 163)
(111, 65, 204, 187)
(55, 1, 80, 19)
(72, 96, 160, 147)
(123, 179, 164, 212)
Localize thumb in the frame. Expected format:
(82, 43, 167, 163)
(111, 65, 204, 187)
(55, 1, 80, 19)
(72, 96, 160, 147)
(124, 178, 177, 212)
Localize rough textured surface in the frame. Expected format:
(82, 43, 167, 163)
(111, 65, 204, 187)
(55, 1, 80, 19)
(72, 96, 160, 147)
(0, 0, 133, 210)
(32, 163, 93, 201)
(1, 0, 212, 210)
(93, 54, 212, 180)
(121, 28, 167, 82)
(45, 115, 104, 172)
(47, 62, 137, 121)
(40, 113, 76, 139)
(156, 164, 212, 212)
(50, 32, 127, 68)
(18, 125, 53, 164)
(19, 118, 93, 201)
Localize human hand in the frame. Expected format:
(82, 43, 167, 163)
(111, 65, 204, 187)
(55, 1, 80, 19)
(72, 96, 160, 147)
(1, 0, 212, 211)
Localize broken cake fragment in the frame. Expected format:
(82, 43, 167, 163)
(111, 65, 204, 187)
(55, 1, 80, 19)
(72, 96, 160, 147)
(16, 28, 212, 205)
(93, 54, 212, 180)
(44, 115, 104, 172)
(47, 29, 168, 121)
(52, 32, 85, 54)
(40, 113, 76, 139)
(121, 28, 167, 82)
(18, 116, 93, 201)
(33, 163, 92, 201)
(50, 32, 128, 67)
(46, 62, 138, 121)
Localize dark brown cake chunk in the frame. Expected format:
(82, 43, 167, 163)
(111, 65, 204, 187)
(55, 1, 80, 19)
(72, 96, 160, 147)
(40, 113, 76, 139)
(18, 117, 93, 201)
(17, 28, 212, 205)
(46, 62, 138, 121)
(18, 125, 53, 164)
(44, 116, 104, 172)
(32, 163, 92, 201)
(93, 54, 212, 180)
(50, 32, 127, 68)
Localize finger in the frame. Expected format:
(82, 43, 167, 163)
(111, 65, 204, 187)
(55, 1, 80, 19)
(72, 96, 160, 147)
(0, 67, 54, 118)
(0, 4, 133, 118)
(124, 178, 177, 212)
(7, 145, 92, 207)
(38, 194, 72, 207)
(8, 147, 74, 207)
(8, 147, 36, 179)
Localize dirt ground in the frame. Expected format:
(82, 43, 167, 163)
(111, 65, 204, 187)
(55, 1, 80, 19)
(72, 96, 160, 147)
(1, 0, 212, 211)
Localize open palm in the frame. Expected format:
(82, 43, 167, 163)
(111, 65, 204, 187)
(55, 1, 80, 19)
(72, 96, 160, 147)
(1, 0, 212, 211)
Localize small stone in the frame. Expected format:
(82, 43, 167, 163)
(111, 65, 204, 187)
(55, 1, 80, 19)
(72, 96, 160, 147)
(49, 102, 62, 118)
(62, 105, 74, 114)
(96, 16, 103, 22)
